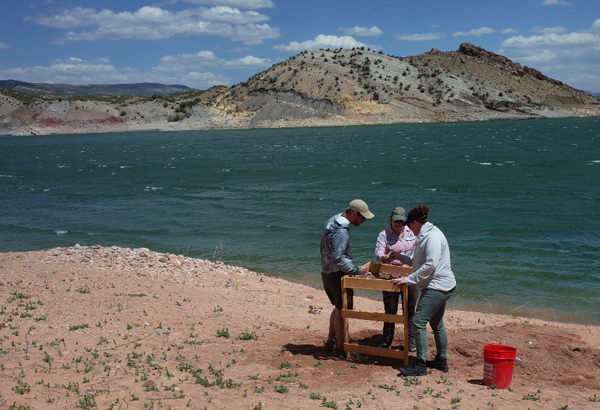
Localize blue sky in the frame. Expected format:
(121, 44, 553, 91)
(1, 0, 599, 92)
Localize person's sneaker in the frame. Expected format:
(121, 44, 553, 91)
(408, 343, 416, 352)
(433, 356, 448, 373)
(399, 359, 427, 377)
(378, 342, 391, 349)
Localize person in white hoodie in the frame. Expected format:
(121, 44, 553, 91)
(392, 205, 456, 376)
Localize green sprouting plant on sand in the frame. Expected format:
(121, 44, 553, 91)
(274, 385, 288, 393)
(403, 376, 421, 386)
(278, 361, 291, 369)
(78, 394, 97, 409)
(216, 328, 230, 338)
(321, 398, 338, 409)
(9, 402, 32, 410)
(12, 379, 30, 395)
(450, 396, 462, 404)
(43, 351, 53, 372)
(375, 383, 399, 395)
(238, 332, 258, 340)
(523, 389, 541, 401)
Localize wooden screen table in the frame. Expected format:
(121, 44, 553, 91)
(341, 264, 411, 366)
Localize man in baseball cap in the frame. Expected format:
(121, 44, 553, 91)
(346, 199, 375, 220)
(320, 199, 374, 355)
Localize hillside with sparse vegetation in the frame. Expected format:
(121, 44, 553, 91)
(1, 43, 599, 136)
(211, 43, 599, 126)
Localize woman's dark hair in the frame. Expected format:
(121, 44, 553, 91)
(406, 205, 429, 224)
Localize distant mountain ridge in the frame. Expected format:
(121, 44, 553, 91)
(1, 43, 599, 136)
(0, 80, 191, 98)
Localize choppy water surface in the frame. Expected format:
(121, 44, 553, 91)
(1, 117, 599, 324)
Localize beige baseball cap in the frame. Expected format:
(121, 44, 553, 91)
(347, 199, 374, 219)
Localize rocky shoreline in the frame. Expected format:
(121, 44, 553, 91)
(3, 102, 595, 137)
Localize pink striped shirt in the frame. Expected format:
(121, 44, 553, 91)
(374, 226, 416, 266)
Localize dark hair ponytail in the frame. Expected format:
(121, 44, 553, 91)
(406, 205, 429, 224)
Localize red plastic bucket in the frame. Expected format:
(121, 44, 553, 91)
(483, 344, 517, 389)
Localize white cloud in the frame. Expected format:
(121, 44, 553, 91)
(339, 26, 383, 37)
(158, 51, 220, 70)
(499, 30, 600, 91)
(500, 32, 600, 51)
(452, 27, 495, 37)
(0, 57, 123, 84)
(0, 41, 8, 49)
(26, 7, 114, 29)
(179, 0, 275, 8)
(197, 6, 268, 24)
(273, 34, 366, 52)
(502, 28, 518, 34)
(228, 23, 280, 45)
(532, 26, 567, 34)
(519, 49, 557, 64)
(395, 33, 445, 42)
(592, 19, 600, 32)
(225, 55, 271, 67)
(541, 0, 572, 6)
(0, 51, 270, 89)
(157, 50, 270, 70)
(27, 6, 279, 45)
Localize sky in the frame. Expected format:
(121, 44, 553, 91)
(0, 0, 599, 93)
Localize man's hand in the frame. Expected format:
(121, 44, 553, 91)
(360, 262, 370, 275)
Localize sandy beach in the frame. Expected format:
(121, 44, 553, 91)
(0, 245, 598, 409)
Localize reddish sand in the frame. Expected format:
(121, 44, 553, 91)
(0, 245, 598, 409)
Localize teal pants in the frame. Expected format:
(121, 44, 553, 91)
(413, 288, 455, 362)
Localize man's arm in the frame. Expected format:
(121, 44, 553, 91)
(330, 230, 362, 275)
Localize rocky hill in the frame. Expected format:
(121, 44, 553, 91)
(213, 43, 599, 126)
(1, 43, 599, 136)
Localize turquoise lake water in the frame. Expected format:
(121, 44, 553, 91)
(1, 117, 599, 324)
